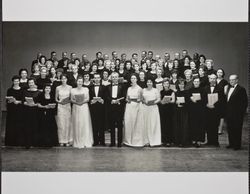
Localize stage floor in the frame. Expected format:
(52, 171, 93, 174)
(1, 113, 249, 172)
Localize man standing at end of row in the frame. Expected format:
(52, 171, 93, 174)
(226, 74, 248, 150)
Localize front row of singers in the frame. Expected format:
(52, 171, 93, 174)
(5, 72, 248, 150)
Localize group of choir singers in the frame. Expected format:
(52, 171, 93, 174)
(5, 50, 248, 150)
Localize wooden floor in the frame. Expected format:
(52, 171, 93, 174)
(1, 112, 249, 172)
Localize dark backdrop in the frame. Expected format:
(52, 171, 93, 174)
(2, 22, 248, 110)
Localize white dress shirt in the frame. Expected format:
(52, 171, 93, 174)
(94, 85, 99, 97)
(210, 86, 215, 93)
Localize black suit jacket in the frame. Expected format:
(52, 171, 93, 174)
(226, 84, 248, 117)
(89, 85, 106, 104)
(106, 84, 126, 104)
(67, 73, 81, 88)
(204, 84, 225, 113)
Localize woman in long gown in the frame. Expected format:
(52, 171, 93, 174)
(5, 75, 23, 146)
(55, 74, 72, 147)
(123, 74, 145, 147)
(142, 78, 161, 146)
(173, 80, 190, 147)
(71, 76, 93, 148)
(216, 68, 228, 135)
(159, 79, 175, 146)
(37, 84, 58, 147)
(22, 78, 40, 148)
(188, 77, 206, 147)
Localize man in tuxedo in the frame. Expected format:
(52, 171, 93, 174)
(204, 74, 225, 147)
(89, 73, 106, 146)
(106, 72, 126, 147)
(226, 74, 248, 150)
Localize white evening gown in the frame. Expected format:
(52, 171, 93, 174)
(123, 85, 146, 147)
(56, 85, 73, 144)
(71, 87, 93, 148)
(142, 88, 162, 146)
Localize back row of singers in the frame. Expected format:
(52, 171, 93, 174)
(5, 70, 248, 150)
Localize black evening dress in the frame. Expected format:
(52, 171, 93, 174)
(22, 89, 40, 148)
(5, 87, 23, 146)
(188, 87, 206, 142)
(173, 90, 190, 146)
(217, 79, 228, 119)
(159, 89, 175, 144)
(36, 93, 58, 147)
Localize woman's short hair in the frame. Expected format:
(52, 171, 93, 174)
(217, 68, 225, 77)
(97, 58, 104, 64)
(76, 76, 84, 81)
(28, 77, 36, 84)
(60, 73, 68, 80)
(184, 69, 192, 76)
(171, 69, 179, 75)
(199, 54, 206, 61)
(43, 83, 52, 90)
(12, 75, 21, 81)
(39, 55, 47, 64)
(145, 77, 155, 87)
(19, 68, 28, 76)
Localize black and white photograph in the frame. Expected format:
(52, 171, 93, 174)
(1, 0, 249, 194)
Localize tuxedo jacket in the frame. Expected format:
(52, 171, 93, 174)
(226, 84, 248, 117)
(106, 84, 126, 105)
(89, 85, 106, 105)
(204, 84, 225, 112)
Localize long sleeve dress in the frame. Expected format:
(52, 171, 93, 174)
(56, 85, 73, 145)
(22, 89, 40, 148)
(173, 90, 190, 146)
(5, 87, 23, 146)
(188, 87, 206, 143)
(71, 87, 94, 148)
(159, 89, 175, 144)
(142, 88, 161, 146)
(123, 85, 146, 147)
(37, 93, 59, 147)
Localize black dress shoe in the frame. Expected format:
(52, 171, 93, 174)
(93, 143, 99, 146)
(226, 145, 233, 149)
(100, 143, 106, 147)
(234, 147, 241, 150)
(109, 144, 115, 147)
(195, 143, 201, 148)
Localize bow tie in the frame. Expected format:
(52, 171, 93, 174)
(229, 85, 235, 88)
(94, 84, 100, 87)
(210, 85, 216, 87)
(112, 84, 118, 86)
